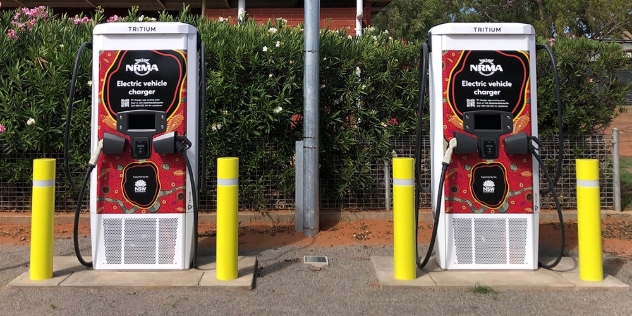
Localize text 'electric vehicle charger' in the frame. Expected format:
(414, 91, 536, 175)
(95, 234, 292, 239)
(66, 23, 206, 270)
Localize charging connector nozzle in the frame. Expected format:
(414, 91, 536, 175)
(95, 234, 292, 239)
(442, 138, 458, 165)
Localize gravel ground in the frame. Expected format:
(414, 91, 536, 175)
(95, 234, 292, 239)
(0, 239, 631, 316)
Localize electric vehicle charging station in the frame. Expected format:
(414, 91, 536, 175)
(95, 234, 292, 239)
(422, 23, 562, 270)
(66, 22, 205, 270)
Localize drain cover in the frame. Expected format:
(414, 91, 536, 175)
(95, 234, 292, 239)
(303, 256, 328, 268)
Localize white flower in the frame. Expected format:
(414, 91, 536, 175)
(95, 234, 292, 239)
(392, 150, 398, 157)
(221, 110, 228, 115)
(367, 26, 375, 32)
(211, 123, 222, 131)
(380, 122, 387, 127)
(87, 80, 92, 87)
(59, 44, 64, 48)
(383, 30, 389, 34)
(373, 36, 377, 40)
(273, 106, 282, 113)
(388, 37, 393, 41)
(320, 84, 325, 88)
(355, 67, 361, 78)
(361, 84, 366, 89)
(27, 118, 35, 126)
(323, 57, 327, 61)
(347, 35, 353, 39)
(149, 17, 156, 22)
(275, 40, 281, 47)
(269, 74, 273, 78)
(219, 17, 225, 22)
(268, 27, 277, 34)
(138, 15, 144, 21)
(263, 46, 268, 52)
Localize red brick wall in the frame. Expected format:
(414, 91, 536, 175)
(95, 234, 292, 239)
(205, 7, 372, 35)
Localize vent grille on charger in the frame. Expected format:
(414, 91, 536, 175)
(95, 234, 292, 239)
(453, 217, 528, 265)
(103, 217, 179, 265)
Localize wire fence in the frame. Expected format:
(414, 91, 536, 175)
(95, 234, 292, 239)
(0, 133, 615, 212)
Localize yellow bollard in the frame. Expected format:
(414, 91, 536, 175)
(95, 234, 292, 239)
(216, 157, 239, 280)
(30, 158, 56, 280)
(576, 159, 603, 281)
(392, 158, 416, 280)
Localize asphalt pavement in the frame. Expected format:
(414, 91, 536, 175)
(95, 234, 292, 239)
(0, 237, 631, 316)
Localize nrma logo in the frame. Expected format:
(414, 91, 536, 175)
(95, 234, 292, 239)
(126, 58, 159, 76)
(470, 58, 503, 77)
(482, 180, 495, 194)
(134, 179, 147, 193)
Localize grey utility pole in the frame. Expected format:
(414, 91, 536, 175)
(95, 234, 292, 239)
(302, 0, 320, 237)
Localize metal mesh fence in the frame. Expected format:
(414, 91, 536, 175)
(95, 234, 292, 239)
(0, 133, 615, 212)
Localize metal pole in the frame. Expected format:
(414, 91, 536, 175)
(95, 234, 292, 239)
(303, 0, 320, 237)
(355, 0, 363, 36)
(384, 160, 390, 211)
(238, 0, 246, 24)
(201, 0, 206, 16)
(612, 128, 621, 212)
(295, 141, 304, 232)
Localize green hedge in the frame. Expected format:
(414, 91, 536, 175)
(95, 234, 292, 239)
(0, 7, 630, 208)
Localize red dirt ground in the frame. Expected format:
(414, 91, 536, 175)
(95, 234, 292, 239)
(2, 218, 632, 258)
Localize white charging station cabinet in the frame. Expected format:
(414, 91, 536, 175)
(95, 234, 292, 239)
(89, 23, 200, 270)
(428, 23, 540, 270)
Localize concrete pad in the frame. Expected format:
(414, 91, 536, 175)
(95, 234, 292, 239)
(197, 256, 257, 289)
(370, 256, 436, 288)
(428, 268, 575, 290)
(8, 256, 257, 288)
(542, 257, 629, 290)
(8, 256, 90, 287)
(559, 272, 630, 290)
(60, 269, 204, 287)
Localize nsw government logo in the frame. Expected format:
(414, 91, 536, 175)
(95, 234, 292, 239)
(134, 179, 147, 193)
(482, 180, 495, 194)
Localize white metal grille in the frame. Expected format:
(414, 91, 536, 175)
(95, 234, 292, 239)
(453, 218, 473, 264)
(158, 218, 178, 264)
(124, 218, 157, 265)
(452, 217, 529, 266)
(508, 218, 528, 264)
(103, 218, 122, 264)
(474, 218, 507, 265)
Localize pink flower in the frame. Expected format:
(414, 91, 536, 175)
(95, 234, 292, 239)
(388, 118, 398, 126)
(548, 38, 555, 46)
(589, 78, 594, 83)
(107, 15, 121, 23)
(0, 123, 6, 133)
(7, 29, 18, 40)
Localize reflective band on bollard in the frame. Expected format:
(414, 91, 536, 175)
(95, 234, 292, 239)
(30, 158, 56, 280)
(576, 159, 603, 282)
(392, 158, 416, 280)
(216, 157, 239, 280)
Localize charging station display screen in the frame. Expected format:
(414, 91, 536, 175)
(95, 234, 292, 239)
(128, 113, 155, 130)
(474, 114, 501, 130)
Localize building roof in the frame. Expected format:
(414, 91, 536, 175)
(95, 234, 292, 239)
(1, 0, 393, 13)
